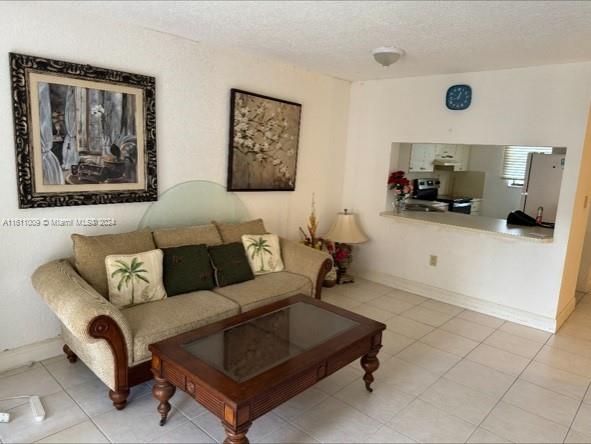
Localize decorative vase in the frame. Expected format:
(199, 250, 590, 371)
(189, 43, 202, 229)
(323, 266, 338, 287)
(393, 196, 407, 213)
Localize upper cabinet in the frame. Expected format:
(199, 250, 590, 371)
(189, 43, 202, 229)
(409, 143, 436, 172)
(434, 144, 470, 171)
(455, 145, 470, 171)
(404, 143, 470, 173)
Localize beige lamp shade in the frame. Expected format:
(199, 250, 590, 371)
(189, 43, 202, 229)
(324, 210, 368, 244)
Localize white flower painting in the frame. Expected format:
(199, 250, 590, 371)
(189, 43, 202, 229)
(228, 90, 301, 191)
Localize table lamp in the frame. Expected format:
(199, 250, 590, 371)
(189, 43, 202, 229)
(324, 209, 368, 284)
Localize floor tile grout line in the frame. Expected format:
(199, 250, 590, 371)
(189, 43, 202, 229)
(392, 317, 508, 440)
(38, 359, 111, 443)
(389, 314, 509, 443)
(261, 410, 323, 444)
(340, 285, 589, 442)
(188, 411, 227, 444)
(561, 378, 591, 443)
(463, 333, 564, 443)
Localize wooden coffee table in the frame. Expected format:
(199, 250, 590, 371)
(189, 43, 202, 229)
(149, 294, 385, 444)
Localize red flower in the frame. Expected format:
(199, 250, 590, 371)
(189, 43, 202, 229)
(335, 249, 349, 262)
(387, 170, 406, 184)
(387, 170, 413, 194)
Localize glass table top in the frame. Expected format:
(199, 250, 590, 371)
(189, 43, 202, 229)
(182, 302, 359, 382)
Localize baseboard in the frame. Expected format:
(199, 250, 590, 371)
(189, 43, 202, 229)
(0, 336, 63, 373)
(555, 297, 577, 331)
(356, 268, 558, 333)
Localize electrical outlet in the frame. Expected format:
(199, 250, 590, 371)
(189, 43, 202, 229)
(429, 255, 438, 267)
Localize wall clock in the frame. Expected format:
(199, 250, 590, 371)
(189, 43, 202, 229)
(446, 84, 472, 110)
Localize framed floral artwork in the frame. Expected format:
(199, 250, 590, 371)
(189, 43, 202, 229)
(227, 89, 301, 191)
(9, 53, 157, 208)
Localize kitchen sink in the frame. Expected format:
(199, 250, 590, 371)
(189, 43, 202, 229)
(404, 204, 445, 212)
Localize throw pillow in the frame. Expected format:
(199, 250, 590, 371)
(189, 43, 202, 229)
(241, 234, 284, 275)
(72, 229, 156, 297)
(162, 244, 215, 296)
(213, 218, 267, 243)
(105, 249, 167, 309)
(208, 242, 254, 287)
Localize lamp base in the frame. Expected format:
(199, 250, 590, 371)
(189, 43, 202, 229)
(337, 273, 355, 285)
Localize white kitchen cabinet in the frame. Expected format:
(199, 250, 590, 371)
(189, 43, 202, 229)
(409, 144, 436, 172)
(435, 144, 458, 159)
(434, 144, 470, 171)
(470, 198, 482, 215)
(455, 145, 471, 171)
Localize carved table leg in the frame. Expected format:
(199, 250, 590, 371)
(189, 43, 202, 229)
(152, 375, 175, 426)
(361, 347, 381, 393)
(223, 423, 251, 444)
(63, 344, 78, 363)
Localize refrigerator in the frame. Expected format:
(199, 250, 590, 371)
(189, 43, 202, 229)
(520, 153, 565, 223)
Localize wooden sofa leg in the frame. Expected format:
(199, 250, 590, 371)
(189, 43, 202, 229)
(109, 389, 130, 410)
(315, 258, 333, 300)
(89, 315, 131, 412)
(63, 344, 78, 363)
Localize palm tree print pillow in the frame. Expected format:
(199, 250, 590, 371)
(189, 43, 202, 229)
(105, 249, 167, 308)
(241, 234, 284, 275)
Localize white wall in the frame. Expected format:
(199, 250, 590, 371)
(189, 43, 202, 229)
(467, 146, 522, 219)
(343, 63, 591, 328)
(0, 3, 350, 352)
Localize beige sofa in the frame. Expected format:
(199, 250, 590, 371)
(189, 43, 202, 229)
(32, 220, 332, 410)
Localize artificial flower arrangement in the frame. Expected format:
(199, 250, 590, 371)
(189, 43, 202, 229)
(325, 241, 351, 276)
(299, 194, 342, 285)
(388, 170, 413, 212)
(299, 194, 323, 250)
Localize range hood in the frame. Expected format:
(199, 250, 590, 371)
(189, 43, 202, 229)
(433, 158, 461, 166)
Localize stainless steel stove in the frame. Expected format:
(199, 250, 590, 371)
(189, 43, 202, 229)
(413, 178, 473, 214)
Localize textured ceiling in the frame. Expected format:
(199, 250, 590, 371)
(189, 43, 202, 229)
(54, 1, 591, 81)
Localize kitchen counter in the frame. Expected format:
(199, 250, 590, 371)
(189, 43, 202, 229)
(380, 210, 554, 243)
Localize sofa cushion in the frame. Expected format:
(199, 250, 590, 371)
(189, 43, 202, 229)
(72, 229, 156, 297)
(122, 290, 240, 363)
(153, 224, 222, 248)
(105, 249, 167, 308)
(208, 242, 254, 287)
(242, 234, 284, 275)
(213, 271, 312, 312)
(214, 218, 266, 243)
(162, 244, 215, 295)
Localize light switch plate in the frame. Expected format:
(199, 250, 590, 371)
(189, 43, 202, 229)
(0, 412, 10, 423)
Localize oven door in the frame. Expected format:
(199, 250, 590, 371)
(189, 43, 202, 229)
(451, 202, 472, 214)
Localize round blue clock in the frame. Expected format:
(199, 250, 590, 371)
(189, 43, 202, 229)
(446, 84, 472, 110)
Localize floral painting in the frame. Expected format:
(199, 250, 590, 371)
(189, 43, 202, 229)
(227, 89, 301, 191)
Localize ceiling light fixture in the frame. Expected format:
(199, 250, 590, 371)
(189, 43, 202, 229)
(372, 47, 405, 67)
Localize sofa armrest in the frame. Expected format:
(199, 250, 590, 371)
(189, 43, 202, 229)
(32, 259, 134, 357)
(280, 238, 333, 299)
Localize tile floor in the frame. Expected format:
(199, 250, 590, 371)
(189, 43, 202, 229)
(2, 279, 591, 443)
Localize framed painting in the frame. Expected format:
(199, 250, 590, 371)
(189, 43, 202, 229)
(9, 53, 157, 208)
(227, 89, 301, 191)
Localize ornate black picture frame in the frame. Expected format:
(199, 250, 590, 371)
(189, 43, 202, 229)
(9, 53, 157, 208)
(227, 89, 301, 191)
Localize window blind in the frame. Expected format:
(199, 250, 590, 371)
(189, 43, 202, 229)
(501, 146, 553, 180)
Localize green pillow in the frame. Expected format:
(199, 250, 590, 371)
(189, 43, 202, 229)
(162, 244, 215, 296)
(208, 242, 254, 287)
